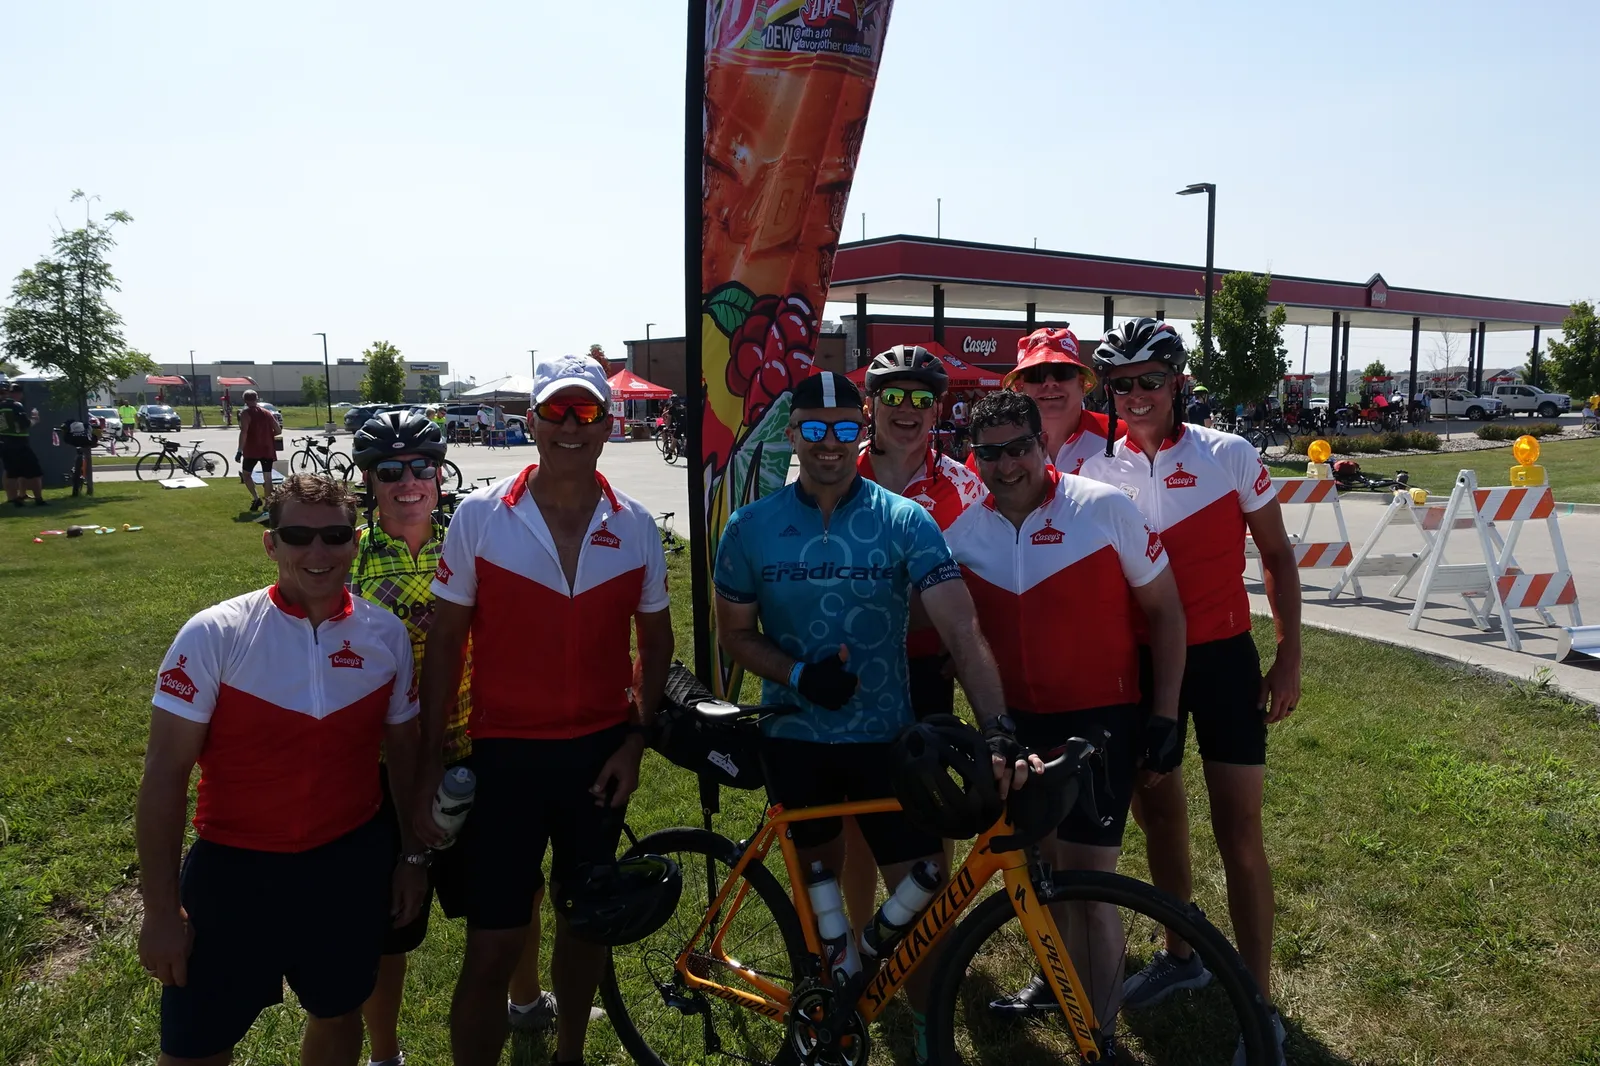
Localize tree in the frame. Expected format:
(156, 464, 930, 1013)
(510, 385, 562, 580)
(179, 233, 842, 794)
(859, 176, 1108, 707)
(1362, 360, 1389, 380)
(0, 358, 19, 376)
(1427, 328, 1463, 386)
(1, 191, 157, 417)
(1188, 271, 1287, 408)
(1520, 347, 1543, 389)
(301, 375, 329, 406)
(1542, 301, 1599, 397)
(419, 383, 441, 404)
(358, 340, 406, 403)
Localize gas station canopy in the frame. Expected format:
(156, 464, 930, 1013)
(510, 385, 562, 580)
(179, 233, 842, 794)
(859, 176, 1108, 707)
(829, 237, 1569, 334)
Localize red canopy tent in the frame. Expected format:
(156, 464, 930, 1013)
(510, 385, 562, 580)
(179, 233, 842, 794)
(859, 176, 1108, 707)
(146, 374, 186, 386)
(845, 342, 1003, 389)
(607, 368, 673, 401)
(217, 376, 256, 387)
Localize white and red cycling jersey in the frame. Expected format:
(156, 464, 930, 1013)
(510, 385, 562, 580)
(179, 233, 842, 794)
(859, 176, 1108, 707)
(943, 467, 1168, 713)
(859, 447, 986, 657)
(432, 465, 669, 741)
(152, 586, 417, 853)
(965, 409, 1120, 478)
(1079, 423, 1274, 645)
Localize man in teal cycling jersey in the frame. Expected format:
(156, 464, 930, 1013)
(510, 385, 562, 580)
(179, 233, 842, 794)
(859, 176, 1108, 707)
(714, 371, 1029, 1060)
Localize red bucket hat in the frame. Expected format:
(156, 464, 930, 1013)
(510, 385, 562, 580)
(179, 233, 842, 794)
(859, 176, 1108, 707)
(1002, 327, 1096, 391)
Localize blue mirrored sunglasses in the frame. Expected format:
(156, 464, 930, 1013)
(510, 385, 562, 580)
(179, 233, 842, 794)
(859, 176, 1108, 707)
(797, 420, 862, 444)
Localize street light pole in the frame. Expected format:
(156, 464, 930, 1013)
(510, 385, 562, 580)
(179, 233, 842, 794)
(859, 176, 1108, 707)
(313, 333, 333, 427)
(529, 349, 538, 378)
(1177, 183, 1217, 356)
(189, 350, 201, 428)
(645, 323, 655, 378)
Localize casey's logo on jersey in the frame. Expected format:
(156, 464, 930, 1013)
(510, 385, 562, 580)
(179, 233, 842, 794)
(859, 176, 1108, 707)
(159, 655, 198, 703)
(434, 558, 453, 585)
(1253, 464, 1272, 496)
(1030, 519, 1064, 545)
(589, 525, 622, 549)
(1164, 463, 1198, 489)
(329, 641, 365, 669)
(1145, 528, 1165, 563)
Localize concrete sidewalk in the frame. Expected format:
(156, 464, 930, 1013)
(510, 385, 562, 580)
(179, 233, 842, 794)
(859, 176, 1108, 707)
(1252, 490, 1600, 706)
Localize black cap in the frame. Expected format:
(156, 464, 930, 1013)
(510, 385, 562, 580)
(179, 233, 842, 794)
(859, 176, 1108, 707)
(790, 371, 862, 412)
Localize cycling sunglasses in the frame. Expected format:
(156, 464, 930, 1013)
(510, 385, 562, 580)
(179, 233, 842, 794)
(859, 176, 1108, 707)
(535, 399, 609, 424)
(372, 458, 438, 483)
(796, 420, 862, 444)
(1107, 371, 1170, 395)
(1021, 364, 1079, 384)
(272, 524, 356, 547)
(877, 387, 937, 410)
(971, 433, 1040, 462)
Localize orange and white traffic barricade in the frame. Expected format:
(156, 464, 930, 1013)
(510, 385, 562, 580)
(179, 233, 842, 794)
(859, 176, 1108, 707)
(1245, 476, 1354, 590)
(1408, 469, 1582, 652)
(1330, 487, 1478, 603)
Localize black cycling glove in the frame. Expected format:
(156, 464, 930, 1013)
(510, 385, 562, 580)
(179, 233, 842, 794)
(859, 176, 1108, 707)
(797, 652, 858, 710)
(983, 724, 1027, 772)
(1138, 715, 1185, 775)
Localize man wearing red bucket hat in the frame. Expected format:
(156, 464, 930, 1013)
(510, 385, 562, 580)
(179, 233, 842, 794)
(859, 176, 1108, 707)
(999, 327, 1117, 476)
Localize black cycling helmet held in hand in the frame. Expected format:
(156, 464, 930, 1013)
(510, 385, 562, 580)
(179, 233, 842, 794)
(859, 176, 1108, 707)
(352, 410, 447, 471)
(890, 714, 1002, 840)
(1093, 318, 1187, 374)
(554, 853, 683, 946)
(866, 344, 949, 395)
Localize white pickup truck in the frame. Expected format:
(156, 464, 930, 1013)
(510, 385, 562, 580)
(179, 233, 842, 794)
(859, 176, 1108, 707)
(1488, 384, 1571, 419)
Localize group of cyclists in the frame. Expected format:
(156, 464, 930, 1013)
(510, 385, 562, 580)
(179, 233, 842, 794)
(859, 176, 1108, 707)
(136, 321, 1303, 1066)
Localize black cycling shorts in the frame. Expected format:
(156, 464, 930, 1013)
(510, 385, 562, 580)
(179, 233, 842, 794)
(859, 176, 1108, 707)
(1013, 705, 1138, 848)
(762, 738, 942, 865)
(907, 653, 955, 720)
(160, 815, 393, 1059)
(450, 726, 630, 930)
(1139, 631, 1266, 766)
(1, 440, 42, 480)
(240, 456, 273, 478)
(376, 763, 467, 955)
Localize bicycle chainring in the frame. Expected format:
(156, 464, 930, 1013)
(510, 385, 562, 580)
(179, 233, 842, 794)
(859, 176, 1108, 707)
(786, 983, 869, 1066)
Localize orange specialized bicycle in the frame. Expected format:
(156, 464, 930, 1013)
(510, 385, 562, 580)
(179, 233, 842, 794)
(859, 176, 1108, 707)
(603, 700, 1274, 1065)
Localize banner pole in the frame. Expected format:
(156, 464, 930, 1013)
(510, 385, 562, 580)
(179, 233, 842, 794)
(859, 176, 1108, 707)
(684, 0, 712, 685)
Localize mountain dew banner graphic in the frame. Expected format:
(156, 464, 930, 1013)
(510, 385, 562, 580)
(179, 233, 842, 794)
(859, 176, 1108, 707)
(690, 0, 895, 698)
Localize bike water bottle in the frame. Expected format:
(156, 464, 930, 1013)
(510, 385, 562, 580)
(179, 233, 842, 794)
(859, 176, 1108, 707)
(806, 862, 861, 984)
(860, 860, 941, 960)
(430, 766, 477, 848)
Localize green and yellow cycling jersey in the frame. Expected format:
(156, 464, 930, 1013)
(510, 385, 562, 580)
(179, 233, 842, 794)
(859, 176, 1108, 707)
(350, 520, 472, 764)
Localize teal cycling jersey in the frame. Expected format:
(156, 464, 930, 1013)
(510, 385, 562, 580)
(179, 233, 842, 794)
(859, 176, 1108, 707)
(714, 475, 960, 743)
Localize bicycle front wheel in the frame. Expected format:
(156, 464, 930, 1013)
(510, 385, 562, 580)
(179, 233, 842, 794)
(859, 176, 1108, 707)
(927, 869, 1274, 1066)
(600, 827, 808, 1066)
(662, 436, 679, 465)
(135, 453, 177, 481)
(290, 449, 318, 475)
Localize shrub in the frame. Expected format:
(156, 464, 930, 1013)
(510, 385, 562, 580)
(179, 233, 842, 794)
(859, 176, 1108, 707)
(1289, 431, 1441, 455)
(1476, 422, 1562, 442)
(1384, 430, 1442, 451)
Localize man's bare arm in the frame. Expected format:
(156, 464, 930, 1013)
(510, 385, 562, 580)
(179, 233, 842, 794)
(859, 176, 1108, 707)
(1129, 567, 1185, 722)
(633, 608, 674, 726)
(714, 594, 798, 686)
(136, 710, 207, 987)
(414, 598, 472, 844)
(919, 578, 1007, 728)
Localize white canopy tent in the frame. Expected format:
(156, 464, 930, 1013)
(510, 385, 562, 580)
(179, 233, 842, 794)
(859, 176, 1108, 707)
(459, 375, 535, 404)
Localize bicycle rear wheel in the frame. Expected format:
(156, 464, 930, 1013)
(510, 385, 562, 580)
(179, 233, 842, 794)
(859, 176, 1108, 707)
(436, 459, 464, 492)
(135, 452, 177, 481)
(325, 452, 354, 482)
(193, 451, 230, 479)
(927, 869, 1274, 1066)
(600, 827, 808, 1066)
(662, 435, 679, 465)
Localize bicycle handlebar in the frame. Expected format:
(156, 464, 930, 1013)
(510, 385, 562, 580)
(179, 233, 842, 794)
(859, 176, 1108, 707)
(988, 731, 1116, 854)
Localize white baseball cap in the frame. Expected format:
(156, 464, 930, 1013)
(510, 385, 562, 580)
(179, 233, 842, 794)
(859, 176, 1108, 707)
(533, 354, 611, 405)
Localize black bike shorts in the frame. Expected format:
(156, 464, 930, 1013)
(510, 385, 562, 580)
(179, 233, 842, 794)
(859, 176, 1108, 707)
(160, 815, 393, 1059)
(449, 726, 630, 930)
(762, 739, 942, 865)
(1139, 631, 1266, 766)
(1012, 705, 1138, 848)
(1, 440, 42, 480)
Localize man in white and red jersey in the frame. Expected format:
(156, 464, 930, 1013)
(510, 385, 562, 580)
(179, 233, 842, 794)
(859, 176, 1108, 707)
(1080, 318, 1301, 1066)
(947, 391, 1186, 1038)
(137, 475, 424, 1066)
(417, 353, 673, 1066)
(982, 326, 1118, 476)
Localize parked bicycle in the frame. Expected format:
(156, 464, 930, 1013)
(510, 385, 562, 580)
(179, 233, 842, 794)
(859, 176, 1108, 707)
(606, 683, 1275, 1066)
(658, 422, 684, 465)
(657, 511, 684, 554)
(289, 435, 355, 481)
(136, 437, 231, 481)
(1247, 418, 1290, 456)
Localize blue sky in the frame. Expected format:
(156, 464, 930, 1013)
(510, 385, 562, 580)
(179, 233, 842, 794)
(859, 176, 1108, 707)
(2, 0, 1595, 384)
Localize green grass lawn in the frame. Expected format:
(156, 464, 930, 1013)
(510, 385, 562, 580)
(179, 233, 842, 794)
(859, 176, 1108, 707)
(1, 484, 1597, 1064)
(1269, 435, 1600, 504)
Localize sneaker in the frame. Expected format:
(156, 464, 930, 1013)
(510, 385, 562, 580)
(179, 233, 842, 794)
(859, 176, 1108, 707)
(249, 497, 262, 512)
(1232, 1007, 1285, 1066)
(369, 1054, 405, 1066)
(32, 498, 47, 506)
(1121, 949, 1212, 1011)
(507, 990, 558, 1033)
(987, 972, 1057, 1018)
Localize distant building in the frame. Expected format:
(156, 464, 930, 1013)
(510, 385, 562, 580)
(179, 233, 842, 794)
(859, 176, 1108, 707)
(111, 359, 450, 405)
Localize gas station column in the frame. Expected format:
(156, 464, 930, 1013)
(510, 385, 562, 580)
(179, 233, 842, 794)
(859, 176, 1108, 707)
(1476, 321, 1487, 392)
(1407, 317, 1420, 406)
(1531, 326, 1542, 387)
(933, 285, 945, 343)
(1339, 319, 1351, 401)
(1328, 312, 1341, 402)
(1466, 328, 1477, 391)
(855, 292, 868, 367)
(1103, 296, 1114, 335)
(1026, 302, 1036, 331)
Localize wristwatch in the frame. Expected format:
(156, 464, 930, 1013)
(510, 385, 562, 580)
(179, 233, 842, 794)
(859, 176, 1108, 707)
(401, 851, 432, 868)
(986, 714, 1019, 736)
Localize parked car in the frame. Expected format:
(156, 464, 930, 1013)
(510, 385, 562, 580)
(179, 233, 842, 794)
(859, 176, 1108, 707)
(343, 403, 383, 432)
(88, 406, 123, 434)
(1424, 388, 1506, 421)
(1489, 384, 1571, 418)
(137, 404, 182, 431)
(1306, 397, 1329, 411)
(256, 402, 284, 428)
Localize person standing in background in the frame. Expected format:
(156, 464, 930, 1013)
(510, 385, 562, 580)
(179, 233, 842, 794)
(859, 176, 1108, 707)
(1, 382, 45, 507)
(237, 389, 278, 512)
(221, 392, 234, 428)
